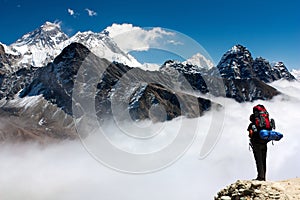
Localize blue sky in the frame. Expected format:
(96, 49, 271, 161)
(0, 0, 299, 69)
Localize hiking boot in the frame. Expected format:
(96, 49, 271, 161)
(252, 177, 265, 181)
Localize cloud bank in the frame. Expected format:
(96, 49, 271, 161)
(0, 79, 299, 199)
(105, 23, 175, 52)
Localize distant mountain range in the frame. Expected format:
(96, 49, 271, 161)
(0, 22, 297, 141)
(0, 22, 139, 71)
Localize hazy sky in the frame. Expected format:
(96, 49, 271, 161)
(0, 0, 299, 69)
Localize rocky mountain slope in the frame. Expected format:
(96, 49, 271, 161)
(0, 22, 297, 141)
(18, 43, 212, 120)
(160, 44, 295, 103)
(215, 178, 300, 200)
(0, 43, 214, 141)
(216, 44, 295, 102)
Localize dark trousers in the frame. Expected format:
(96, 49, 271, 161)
(252, 142, 267, 180)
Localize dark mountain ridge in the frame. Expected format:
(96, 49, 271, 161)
(0, 41, 296, 141)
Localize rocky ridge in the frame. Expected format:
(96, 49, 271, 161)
(0, 43, 215, 141)
(215, 178, 300, 200)
(0, 22, 297, 141)
(0, 42, 296, 141)
(215, 45, 295, 102)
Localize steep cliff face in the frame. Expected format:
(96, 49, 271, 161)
(215, 45, 295, 102)
(217, 45, 255, 80)
(253, 57, 295, 83)
(19, 43, 92, 114)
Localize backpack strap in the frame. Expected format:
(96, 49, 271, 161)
(249, 140, 253, 151)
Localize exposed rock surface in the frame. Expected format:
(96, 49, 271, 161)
(215, 178, 300, 200)
(0, 43, 214, 141)
(0, 95, 76, 142)
(0, 24, 297, 142)
(216, 45, 295, 102)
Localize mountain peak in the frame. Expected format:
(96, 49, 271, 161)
(7, 21, 69, 67)
(53, 42, 91, 64)
(217, 45, 295, 82)
(271, 61, 296, 81)
(12, 21, 68, 48)
(222, 44, 253, 61)
(230, 44, 247, 52)
(217, 44, 254, 79)
(182, 53, 215, 69)
(41, 21, 61, 32)
(68, 30, 140, 66)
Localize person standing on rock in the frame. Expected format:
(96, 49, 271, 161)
(247, 104, 275, 181)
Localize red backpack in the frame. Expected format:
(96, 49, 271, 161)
(253, 104, 274, 130)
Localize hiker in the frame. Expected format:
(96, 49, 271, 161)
(247, 104, 275, 181)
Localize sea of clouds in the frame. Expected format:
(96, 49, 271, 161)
(0, 79, 299, 200)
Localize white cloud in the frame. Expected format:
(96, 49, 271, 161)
(67, 8, 74, 16)
(85, 8, 97, 17)
(0, 79, 299, 199)
(105, 23, 175, 52)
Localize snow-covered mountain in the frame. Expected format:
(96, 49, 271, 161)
(271, 61, 296, 81)
(1, 22, 140, 72)
(0, 22, 297, 141)
(66, 30, 140, 66)
(291, 69, 300, 80)
(159, 44, 295, 102)
(182, 53, 214, 69)
(9, 22, 68, 68)
(217, 44, 295, 82)
(215, 44, 295, 102)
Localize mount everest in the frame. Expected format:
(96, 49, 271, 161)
(0, 21, 298, 141)
(0, 22, 140, 72)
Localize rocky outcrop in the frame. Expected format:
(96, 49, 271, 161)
(215, 178, 300, 200)
(217, 45, 295, 82)
(272, 62, 295, 81)
(253, 57, 295, 83)
(0, 66, 37, 100)
(0, 43, 22, 70)
(215, 45, 295, 102)
(222, 78, 280, 102)
(217, 45, 255, 80)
